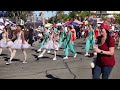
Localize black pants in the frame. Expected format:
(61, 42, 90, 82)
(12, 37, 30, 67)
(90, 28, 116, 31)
(92, 65, 113, 79)
(28, 38, 34, 46)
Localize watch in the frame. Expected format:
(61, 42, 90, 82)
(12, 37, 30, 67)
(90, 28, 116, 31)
(100, 50, 103, 54)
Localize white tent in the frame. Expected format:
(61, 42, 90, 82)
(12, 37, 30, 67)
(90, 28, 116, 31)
(0, 18, 15, 26)
(56, 23, 62, 26)
(45, 23, 52, 27)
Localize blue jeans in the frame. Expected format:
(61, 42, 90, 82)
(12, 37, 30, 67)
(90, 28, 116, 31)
(92, 65, 113, 79)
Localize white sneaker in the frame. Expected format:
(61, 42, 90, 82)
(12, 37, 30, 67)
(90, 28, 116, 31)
(90, 62, 95, 68)
(22, 61, 27, 64)
(53, 57, 57, 60)
(84, 53, 90, 57)
(94, 52, 97, 55)
(6, 62, 10, 65)
(47, 50, 51, 53)
(38, 54, 43, 58)
(37, 48, 42, 52)
(63, 56, 68, 60)
(74, 53, 77, 58)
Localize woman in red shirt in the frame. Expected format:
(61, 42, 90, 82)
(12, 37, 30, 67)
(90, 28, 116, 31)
(93, 23, 115, 79)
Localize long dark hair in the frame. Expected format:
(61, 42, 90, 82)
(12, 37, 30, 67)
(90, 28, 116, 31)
(97, 30, 110, 47)
(3, 26, 8, 32)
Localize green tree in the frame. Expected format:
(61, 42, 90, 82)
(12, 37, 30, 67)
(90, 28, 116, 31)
(113, 13, 120, 24)
(7, 11, 33, 24)
(69, 11, 82, 20)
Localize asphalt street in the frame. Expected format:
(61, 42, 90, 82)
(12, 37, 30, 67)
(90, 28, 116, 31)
(0, 39, 120, 79)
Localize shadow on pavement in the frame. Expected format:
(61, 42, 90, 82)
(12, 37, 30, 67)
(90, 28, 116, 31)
(32, 54, 50, 59)
(49, 53, 63, 58)
(32, 49, 39, 53)
(88, 53, 94, 58)
(32, 54, 38, 58)
(3, 57, 20, 61)
(46, 74, 60, 79)
(77, 52, 84, 55)
(0, 54, 8, 56)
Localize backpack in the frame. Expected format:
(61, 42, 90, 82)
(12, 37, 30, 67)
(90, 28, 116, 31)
(71, 32, 76, 41)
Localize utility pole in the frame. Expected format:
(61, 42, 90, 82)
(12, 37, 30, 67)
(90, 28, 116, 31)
(41, 11, 45, 25)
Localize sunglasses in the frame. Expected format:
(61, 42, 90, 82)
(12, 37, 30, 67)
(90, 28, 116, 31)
(99, 28, 104, 33)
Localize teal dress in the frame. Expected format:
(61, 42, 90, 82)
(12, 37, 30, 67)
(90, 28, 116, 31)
(59, 31, 65, 48)
(39, 32, 49, 49)
(64, 31, 76, 56)
(54, 28, 58, 33)
(85, 29, 95, 52)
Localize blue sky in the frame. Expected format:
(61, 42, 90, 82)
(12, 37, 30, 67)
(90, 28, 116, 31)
(34, 11, 69, 18)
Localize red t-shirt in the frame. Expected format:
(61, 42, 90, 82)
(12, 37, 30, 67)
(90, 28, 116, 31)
(85, 29, 88, 38)
(96, 36, 115, 66)
(94, 29, 99, 39)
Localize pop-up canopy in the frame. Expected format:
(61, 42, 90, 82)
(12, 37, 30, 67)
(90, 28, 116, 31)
(68, 22, 80, 26)
(74, 19, 83, 24)
(65, 20, 73, 25)
(45, 23, 52, 27)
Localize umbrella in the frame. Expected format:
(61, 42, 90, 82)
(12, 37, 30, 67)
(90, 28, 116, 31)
(74, 19, 83, 24)
(45, 23, 52, 27)
(56, 23, 62, 26)
(65, 20, 73, 25)
(68, 22, 80, 26)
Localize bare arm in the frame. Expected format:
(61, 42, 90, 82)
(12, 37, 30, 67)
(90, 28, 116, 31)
(21, 31, 25, 44)
(6, 32, 9, 42)
(101, 47, 115, 56)
(94, 47, 115, 56)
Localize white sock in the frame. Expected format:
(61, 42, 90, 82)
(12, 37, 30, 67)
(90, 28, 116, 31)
(23, 50, 27, 62)
(10, 50, 16, 61)
(8, 48, 12, 54)
(54, 50, 57, 58)
(40, 49, 46, 55)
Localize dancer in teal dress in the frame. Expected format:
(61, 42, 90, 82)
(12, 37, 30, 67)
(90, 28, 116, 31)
(85, 25, 95, 56)
(37, 28, 49, 52)
(63, 26, 77, 60)
(59, 26, 66, 48)
(38, 28, 60, 60)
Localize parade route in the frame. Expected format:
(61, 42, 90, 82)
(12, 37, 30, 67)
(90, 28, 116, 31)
(0, 39, 120, 79)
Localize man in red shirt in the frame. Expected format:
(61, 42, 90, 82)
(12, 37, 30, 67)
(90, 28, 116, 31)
(93, 23, 115, 79)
